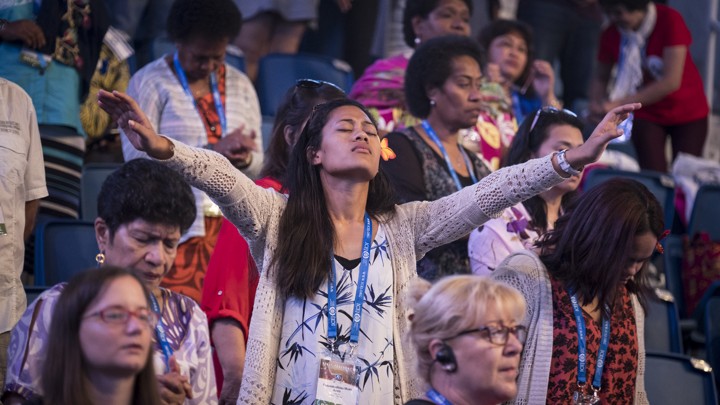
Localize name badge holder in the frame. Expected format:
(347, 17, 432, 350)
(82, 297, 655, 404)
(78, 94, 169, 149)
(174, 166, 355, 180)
(568, 289, 611, 405)
(315, 214, 372, 405)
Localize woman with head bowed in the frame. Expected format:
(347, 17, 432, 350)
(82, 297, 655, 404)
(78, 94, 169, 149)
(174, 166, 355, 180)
(492, 178, 663, 404)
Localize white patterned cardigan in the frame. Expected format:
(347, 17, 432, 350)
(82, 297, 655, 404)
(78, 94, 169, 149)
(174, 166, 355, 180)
(162, 139, 565, 404)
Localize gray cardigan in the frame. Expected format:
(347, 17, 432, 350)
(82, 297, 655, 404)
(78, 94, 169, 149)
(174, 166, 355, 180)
(491, 250, 649, 405)
(163, 139, 565, 404)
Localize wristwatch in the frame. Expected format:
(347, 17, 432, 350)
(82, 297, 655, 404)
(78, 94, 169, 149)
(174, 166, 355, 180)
(556, 149, 582, 176)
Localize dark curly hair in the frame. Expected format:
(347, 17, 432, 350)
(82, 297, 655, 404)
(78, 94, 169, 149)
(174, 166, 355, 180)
(405, 35, 485, 118)
(98, 159, 196, 238)
(167, 0, 242, 42)
(598, 0, 651, 12)
(402, 0, 473, 48)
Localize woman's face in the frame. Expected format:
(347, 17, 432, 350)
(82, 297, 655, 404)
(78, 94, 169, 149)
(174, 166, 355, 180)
(533, 124, 584, 194)
(427, 55, 483, 130)
(487, 32, 528, 83)
(79, 276, 153, 377)
(449, 304, 523, 404)
(311, 105, 381, 181)
(605, 5, 647, 31)
(176, 36, 229, 82)
(621, 231, 657, 285)
(413, 0, 471, 43)
(95, 219, 181, 293)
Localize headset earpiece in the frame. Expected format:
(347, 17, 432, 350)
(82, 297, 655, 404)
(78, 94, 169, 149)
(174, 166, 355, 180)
(435, 342, 457, 373)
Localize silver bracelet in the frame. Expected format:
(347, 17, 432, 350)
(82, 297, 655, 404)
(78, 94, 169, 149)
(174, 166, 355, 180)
(556, 149, 582, 176)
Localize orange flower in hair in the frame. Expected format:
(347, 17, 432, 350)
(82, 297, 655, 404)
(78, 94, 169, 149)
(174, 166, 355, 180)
(655, 229, 670, 254)
(380, 138, 396, 161)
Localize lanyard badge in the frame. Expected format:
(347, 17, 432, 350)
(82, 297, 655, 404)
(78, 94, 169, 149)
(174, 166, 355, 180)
(173, 52, 227, 137)
(421, 120, 478, 191)
(148, 292, 174, 373)
(568, 289, 611, 405)
(316, 213, 372, 405)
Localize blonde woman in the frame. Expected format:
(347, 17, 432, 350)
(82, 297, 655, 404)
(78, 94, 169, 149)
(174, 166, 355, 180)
(405, 275, 527, 405)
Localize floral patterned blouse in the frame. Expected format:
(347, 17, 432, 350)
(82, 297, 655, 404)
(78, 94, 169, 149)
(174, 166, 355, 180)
(547, 277, 639, 404)
(272, 225, 395, 404)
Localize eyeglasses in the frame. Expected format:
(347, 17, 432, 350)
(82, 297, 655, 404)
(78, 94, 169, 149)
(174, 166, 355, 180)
(528, 106, 578, 134)
(85, 306, 158, 328)
(295, 78, 345, 94)
(453, 324, 528, 346)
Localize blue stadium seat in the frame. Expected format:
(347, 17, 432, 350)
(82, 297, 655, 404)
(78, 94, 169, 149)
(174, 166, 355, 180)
(34, 220, 97, 286)
(688, 184, 720, 241)
(645, 289, 684, 353)
(662, 234, 686, 317)
(705, 296, 720, 392)
(255, 52, 354, 116)
(24, 286, 48, 305)
(81, 162, 121, 221)
(645, 352, 717, 405)
(583, 168, 676, 229)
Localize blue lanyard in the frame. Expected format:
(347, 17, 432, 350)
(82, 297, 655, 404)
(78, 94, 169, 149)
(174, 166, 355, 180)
(421, 120, 478, 191)
(568, 289, 611, 391)
(426, 388, 453, 405)
(148, 292, 174, 373)
(172, 52, 227, 137)
(511, 91, 524, 124)
(327, 213, 373, 351)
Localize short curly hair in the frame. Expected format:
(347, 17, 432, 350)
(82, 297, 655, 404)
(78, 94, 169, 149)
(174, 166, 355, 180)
(167, 0, 242, 43)
(98, 159, 196, 238)
(402, 0, 473, 48)
(405, 35, 485, 118)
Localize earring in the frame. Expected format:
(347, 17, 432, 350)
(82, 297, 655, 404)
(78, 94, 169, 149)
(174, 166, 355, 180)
(414, 37, 421, 46)
(95, 251, 105, 268)
(442, 363, 455, 372)
(430, 99, 436, 107)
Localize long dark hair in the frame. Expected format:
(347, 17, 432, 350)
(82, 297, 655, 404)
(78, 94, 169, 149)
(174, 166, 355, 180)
(271, 99, 397, 299)
(537, 179, 664, 318)
(42, 267, 161, 405)
(261, 82, 347, 180)
(503, 109, 584, 233)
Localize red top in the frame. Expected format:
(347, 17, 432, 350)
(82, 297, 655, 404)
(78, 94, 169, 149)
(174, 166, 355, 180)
(200, 177, 283, 392)
(547, 277, 639, 404)
(598, 4, 708, 125)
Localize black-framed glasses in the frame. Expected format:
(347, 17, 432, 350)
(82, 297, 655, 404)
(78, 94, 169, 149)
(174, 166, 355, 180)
(453, 324, 528, 346)
(528, 106, 578, 133)
(295, 78, 345, 94)
(85, 306, 158, 328)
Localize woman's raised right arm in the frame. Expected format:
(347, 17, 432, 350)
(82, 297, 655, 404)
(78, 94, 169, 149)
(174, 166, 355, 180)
(97, 90, 283, 242)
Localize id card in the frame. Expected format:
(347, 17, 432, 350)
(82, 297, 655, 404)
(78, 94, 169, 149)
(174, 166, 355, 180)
(19, 48, 52, 72)
(315, 357, 360, 405)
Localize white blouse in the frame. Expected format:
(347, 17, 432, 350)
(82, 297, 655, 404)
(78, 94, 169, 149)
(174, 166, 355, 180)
(272, 225, 395, 404)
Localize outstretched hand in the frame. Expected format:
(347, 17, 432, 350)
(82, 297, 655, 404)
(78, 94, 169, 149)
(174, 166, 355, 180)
(565, 103, 641, 168)
(97, 90, 174, 159)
